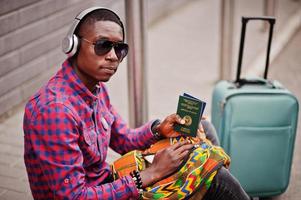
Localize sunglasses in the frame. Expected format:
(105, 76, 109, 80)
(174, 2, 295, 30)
(80, 37, 129, 61)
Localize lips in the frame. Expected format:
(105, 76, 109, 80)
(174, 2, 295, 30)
(100, 66, 117, 75)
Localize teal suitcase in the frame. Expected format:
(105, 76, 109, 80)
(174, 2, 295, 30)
(211, 17, 299, 198)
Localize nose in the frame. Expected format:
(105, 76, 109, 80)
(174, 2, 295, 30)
(105, 47, 119, 61)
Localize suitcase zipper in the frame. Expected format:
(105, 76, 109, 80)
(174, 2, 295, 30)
(219, 90, 294, 116)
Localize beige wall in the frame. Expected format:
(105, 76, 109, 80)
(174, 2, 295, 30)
(0, 0, 99, 116)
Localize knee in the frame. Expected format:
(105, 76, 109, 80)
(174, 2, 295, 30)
(213, 167, 250, 200)
(215, 167, 241, 189)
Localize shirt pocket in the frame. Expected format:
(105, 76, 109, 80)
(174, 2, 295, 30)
(99, 111, 114, 134)
(83, 127, 98, 146)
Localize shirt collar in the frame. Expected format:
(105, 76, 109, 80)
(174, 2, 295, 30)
(61, 59, 100, 102)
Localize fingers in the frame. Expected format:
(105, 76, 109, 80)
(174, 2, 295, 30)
(151, 141, 194, 176)
(174, 114, 185, 125)
(197, 123, 206, 140)
(174, 143, 194, 155)
(197, 129, 206, 140)
(165, 113, 185, 125)
(159, 113, 186, 138)
(167, 131, 181, 137)
(168, 141, 193, 158)
(178, 149, 191, 160)
(173, 143, 194, 163)
(198, 123, 205, 133)
(168, 140, 188, 150)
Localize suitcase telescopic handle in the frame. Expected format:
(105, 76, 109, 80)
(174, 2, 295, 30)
(235, 16, 276, 84)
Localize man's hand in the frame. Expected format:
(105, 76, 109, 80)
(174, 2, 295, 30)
(197, 123, 206, 140)
(154, 114, 185, 138)
(140, 140, 193, 187)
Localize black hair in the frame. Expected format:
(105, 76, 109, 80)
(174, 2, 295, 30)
(74, 8, 125, 41)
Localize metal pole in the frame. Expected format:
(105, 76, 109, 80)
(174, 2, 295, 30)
(263, 0, 277, 31)
(125, 0, 148, 127)
(264, 0, 277, 17)
(219, 0, 234, 80)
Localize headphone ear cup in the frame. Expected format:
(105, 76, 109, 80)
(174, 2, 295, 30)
(62, 35, 73, 55)
(68, 35, 79, 57)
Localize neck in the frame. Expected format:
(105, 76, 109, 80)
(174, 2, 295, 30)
(71, 59, 98, 92)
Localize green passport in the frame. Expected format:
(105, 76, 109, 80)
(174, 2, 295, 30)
(174, 93, 206, 137)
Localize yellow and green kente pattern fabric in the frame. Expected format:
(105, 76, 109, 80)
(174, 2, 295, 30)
(112, 136, 230, 200)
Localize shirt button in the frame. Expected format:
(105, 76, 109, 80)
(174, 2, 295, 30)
(101, 117, 109, 130)
(64, 178, 70, 184)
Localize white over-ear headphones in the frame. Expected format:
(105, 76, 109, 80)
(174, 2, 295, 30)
(61, 7, 124, 57)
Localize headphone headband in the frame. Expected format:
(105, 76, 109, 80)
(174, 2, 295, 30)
(62, 7, 124, 57)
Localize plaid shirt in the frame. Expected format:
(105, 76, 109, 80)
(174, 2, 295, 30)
(23, 59, 158, 199)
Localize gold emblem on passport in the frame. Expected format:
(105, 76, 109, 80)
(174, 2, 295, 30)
(183, 115, 192, 126)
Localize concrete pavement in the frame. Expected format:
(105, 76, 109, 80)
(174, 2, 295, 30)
(0, 0, 301, 199)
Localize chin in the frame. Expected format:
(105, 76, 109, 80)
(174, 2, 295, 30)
(98, 76, 111, 82)
(101, 79, 110, 82)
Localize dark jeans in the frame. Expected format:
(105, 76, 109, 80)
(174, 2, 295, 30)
(200, 120, 250, 200)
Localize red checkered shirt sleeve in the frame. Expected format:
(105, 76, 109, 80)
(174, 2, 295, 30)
(24, 102, 139, 199)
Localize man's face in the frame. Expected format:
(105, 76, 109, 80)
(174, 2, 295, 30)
(75, 20, 123, 85)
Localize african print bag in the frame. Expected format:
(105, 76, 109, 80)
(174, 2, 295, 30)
(111, 137, 230, 200)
